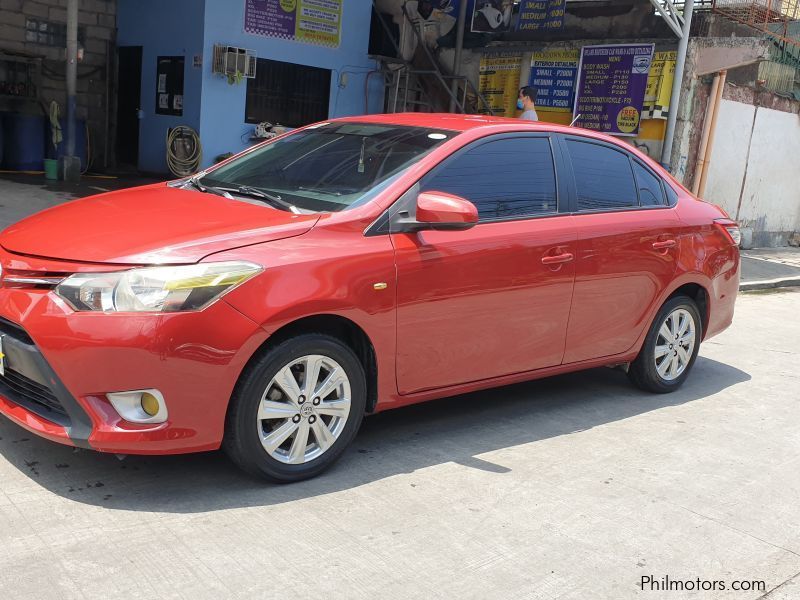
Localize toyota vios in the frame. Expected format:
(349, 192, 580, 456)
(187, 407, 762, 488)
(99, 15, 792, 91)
(0, 114, 740, 482)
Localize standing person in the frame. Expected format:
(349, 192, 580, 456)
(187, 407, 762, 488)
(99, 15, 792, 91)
(517, 86, 539, 121)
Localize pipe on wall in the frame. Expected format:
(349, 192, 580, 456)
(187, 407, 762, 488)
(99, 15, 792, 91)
(693, 70, 727, 198)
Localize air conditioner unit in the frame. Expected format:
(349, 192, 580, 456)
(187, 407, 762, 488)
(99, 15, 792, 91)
(212, 45, 257, 79)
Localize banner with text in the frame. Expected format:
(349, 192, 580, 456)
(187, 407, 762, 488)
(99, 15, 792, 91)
(244, 0, 342, 48)
(642, 50, 676, 119)
(517, 0, 566, 32)
(529, 49, 579, 113)
(573, 43, 654, 136)
(479, 53, 522, 118)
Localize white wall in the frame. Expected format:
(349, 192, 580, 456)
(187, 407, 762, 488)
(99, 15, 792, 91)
(704, 99, 800, 246)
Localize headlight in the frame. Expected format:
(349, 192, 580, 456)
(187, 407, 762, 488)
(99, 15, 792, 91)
(54, 261, 262, 312)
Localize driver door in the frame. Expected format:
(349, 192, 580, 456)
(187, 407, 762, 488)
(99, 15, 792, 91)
(391, 134, 577, 395)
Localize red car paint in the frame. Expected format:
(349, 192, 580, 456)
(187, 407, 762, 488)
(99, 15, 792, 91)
(0, 114, 739, 454)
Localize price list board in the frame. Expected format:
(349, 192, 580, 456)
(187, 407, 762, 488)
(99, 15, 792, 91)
(572, 44, 654, 136)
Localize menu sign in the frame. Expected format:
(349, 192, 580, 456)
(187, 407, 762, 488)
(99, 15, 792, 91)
(530, 49, 579, 113)
(479, 53, 523, 118)
(572, 44, 654, 136)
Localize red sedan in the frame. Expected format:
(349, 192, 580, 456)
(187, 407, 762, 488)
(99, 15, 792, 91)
(0, 114, 739, 482)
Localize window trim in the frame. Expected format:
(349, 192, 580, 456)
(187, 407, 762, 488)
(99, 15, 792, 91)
(418, 132, 562, 224)
(556, 133, 676, 216)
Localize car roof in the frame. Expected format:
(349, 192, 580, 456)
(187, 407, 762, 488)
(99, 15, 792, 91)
(336, 112, 621, 141)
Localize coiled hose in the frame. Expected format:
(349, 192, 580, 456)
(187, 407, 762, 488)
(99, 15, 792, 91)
(166, 126, 202, 177)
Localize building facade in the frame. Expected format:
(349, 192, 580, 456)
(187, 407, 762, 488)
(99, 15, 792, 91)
(117, 0, 384, 173)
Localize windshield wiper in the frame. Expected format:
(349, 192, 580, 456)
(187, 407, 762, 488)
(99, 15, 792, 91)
(184, 176, 234, 199)
(218, 185, 300, 213)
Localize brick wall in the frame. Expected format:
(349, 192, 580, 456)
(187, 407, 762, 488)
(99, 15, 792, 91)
(0, 0, 117, 169)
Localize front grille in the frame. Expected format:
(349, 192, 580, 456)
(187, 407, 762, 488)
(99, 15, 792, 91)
(0, 368, 70, 426)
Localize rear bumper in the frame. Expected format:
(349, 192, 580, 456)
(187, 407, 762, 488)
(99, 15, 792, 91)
(0, 285, 267, 455)
(705, 246, 740, 340)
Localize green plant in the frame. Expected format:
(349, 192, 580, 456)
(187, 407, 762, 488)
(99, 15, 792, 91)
(226, 70, 244, 85)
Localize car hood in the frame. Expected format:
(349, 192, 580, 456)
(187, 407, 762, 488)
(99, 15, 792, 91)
(0, 183, 320, 265)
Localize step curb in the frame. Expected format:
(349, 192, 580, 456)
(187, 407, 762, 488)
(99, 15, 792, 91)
(740, 275, 800, 292)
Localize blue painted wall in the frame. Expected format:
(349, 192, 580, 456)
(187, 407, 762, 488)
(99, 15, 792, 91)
(118, 0, 384, 173)
(198, 0, 384, 168)
(118, 0, 206, 173)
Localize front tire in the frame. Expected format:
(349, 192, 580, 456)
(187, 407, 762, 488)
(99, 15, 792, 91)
(628, 296, 702, 394)
(224, 334, 366, 482)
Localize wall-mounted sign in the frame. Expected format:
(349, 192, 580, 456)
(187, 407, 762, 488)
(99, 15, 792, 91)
(642, 50, 676, 119)
(517, 0, 566, 32)
(155, 56, 184, 117)
(244, 0, 342, 48)
(479, 52, 522, 118)
(573, 43, 654, 136)
(471, 0, 513, 33)
(529, 48, 578, 113)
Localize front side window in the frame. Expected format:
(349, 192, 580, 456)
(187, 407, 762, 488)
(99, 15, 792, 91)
(421, 137, 558, 220)
(199, 123, 452, 213)
(566, 139, 638, 211)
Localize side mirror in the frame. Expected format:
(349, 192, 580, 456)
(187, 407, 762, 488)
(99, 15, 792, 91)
(393, 191, 478, 233)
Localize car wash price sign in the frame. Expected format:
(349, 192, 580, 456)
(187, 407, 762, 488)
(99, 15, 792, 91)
(572, 43, 654, 136)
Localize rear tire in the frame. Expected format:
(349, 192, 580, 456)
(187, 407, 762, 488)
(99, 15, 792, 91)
(224, 333, 366, 482)
(628, 296, 702, 394)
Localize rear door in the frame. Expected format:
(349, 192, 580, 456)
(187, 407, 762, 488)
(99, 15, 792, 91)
(557, 135, 681, 364)
(391, 134, 577, 394)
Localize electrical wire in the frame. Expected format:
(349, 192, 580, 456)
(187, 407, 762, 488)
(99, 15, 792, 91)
(166, 126, 202, 177)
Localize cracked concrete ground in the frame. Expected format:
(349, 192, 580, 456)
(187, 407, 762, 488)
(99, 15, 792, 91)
(0, 277, 798, 598)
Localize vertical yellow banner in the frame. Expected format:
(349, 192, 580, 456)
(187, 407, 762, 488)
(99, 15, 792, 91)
(479, 53, 522, 118)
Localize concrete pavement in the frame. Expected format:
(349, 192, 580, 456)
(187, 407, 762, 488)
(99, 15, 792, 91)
(1, 284, 799, 598)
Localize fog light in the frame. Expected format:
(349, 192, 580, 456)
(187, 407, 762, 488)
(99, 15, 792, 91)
(107, 389, 168, 424)
(140, 392, 160, 417)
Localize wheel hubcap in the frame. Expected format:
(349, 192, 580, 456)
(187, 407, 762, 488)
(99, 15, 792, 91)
(257, 354, 351, 465)
(654, 308, 696, 381)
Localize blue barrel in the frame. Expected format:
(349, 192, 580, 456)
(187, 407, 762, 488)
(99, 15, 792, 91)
(2, 113, 45, 171)
(48, 118, 87, 168)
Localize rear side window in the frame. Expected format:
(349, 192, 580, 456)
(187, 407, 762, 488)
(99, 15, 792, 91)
(665, 184, 679, 206)
(422, 137, 557, 220)
(632, 160, 666, 206)
(566, 139, 637, 211)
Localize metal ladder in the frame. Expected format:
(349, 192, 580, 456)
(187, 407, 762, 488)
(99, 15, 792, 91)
(371, 1, 492, 114)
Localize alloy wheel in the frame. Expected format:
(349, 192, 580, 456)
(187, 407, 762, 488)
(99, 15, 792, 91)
(654, 308, 696, 381)
(257, 354, 351, 464)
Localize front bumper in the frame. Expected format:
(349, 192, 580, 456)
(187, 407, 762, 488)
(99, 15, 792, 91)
(0, 275, 267, 455)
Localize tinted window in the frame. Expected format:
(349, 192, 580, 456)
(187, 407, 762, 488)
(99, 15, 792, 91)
(633, 161, 666, 206)
(665, 184, 679, 206)
(422, 137, 557, 220)
(566, 140, 637, 211)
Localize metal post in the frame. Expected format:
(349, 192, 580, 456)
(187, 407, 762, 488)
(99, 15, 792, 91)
(62, 0, 80, 181)
(449, 0, 468, 112)
(661, 0, 695, 168)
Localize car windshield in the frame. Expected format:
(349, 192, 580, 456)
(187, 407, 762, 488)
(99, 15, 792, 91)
(197, 122, 453, 213)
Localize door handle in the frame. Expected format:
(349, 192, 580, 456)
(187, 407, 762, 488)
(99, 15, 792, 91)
(652, 240, 676, 250)
(541, 253, 574, 265)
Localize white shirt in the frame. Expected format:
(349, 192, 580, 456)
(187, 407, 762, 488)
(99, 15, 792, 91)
(520, 109, 539, 121)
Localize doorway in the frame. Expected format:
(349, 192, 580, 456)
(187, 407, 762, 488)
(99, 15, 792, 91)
(116, 46, 142, 168)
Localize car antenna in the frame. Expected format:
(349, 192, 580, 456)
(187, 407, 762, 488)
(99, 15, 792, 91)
(570, 114, 582, 127)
